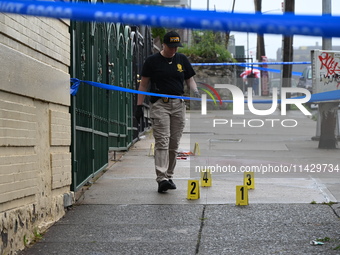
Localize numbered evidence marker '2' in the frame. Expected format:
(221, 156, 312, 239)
(201, 168, 212, 187)
(244, 172, 255, 189)
(187, 180, 200, 199)
(236, 185, 248, 205)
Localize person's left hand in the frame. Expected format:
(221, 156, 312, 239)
(194, 90, 200, 98)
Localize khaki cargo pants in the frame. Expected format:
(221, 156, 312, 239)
(150, 98, 186, 183)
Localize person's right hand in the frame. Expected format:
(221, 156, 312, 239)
(135, 105, 143, 123)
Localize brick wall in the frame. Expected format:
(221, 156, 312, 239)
(0, 94, 38, 205)
(0, 14, 70, 71)
(0, 14, 72, 255)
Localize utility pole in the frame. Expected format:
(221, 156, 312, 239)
(317, 0, 338, 149)
(254, 0, 266, 96)
(254, 0, 265, 62)
(281, 0, 294, 108)
(225, 0, 236, 49)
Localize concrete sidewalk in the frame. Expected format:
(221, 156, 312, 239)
(19, 106, 340, 255)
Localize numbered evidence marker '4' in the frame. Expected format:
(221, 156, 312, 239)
(187, 180, 200, 199)
(244, 172, 255, 189)
(236, 185, 248, 206)
(201, 168, 212, 187)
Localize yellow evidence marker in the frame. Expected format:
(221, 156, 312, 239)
(201, 168, 212, 187)
(148, 143, 154, 156)
(193, 142, 200, 155)
(187, 180, 200, 199)
(244, 172, 255, 189)
(236, 185, 248, 206)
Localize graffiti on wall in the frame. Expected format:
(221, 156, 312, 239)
(313, 50, 340, 93)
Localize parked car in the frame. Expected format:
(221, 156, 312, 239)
(297, 66, 312, 93)
(269, 78, 298, 96)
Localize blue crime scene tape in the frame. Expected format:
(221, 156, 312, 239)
(191, 62, 311, 66)
(2, 0, 338, 102)
(235, 63, 303, 76)
(70, 78, 340, 104)
(192, 61, 310, 76)
(1, 0, 340, 37)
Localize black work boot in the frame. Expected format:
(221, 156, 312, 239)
(168, 179, 177, 189)
(158, 180, 172, 193)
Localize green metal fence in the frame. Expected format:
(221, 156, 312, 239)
(70, 6, 152, 191)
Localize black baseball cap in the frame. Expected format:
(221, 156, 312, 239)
(163, 31, 183, 48)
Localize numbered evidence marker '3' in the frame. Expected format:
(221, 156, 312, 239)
(201, 168, 212, 187)
(244, 172, 255, 189)
(187, 180, 200, 199)
(236, 185, 248, 205)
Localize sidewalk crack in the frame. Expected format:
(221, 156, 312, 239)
(195, 205, 207, 254)
(329, 203, 340, 218)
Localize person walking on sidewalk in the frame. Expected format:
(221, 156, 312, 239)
(135, 31, 200, 193)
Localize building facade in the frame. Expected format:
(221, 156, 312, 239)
(0, 14, 72, 254)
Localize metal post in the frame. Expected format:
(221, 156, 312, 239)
(322, 0, 332, 50)
(247, 32, 249, 61)
(282, 0, 294, 109)
(317, 0, 339, 149)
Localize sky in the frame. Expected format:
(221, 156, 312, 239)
(190, 0, 340, 60)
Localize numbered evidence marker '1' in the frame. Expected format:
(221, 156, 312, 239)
(244, 172, 255, 189)
(201, 168, 212, 187)
(236, 185, 248, 205)
(187, 180, 200, 199)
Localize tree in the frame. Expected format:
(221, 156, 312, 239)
(178, 30, 234, 62)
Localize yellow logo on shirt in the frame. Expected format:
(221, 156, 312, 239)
(177, 64, 183, 72)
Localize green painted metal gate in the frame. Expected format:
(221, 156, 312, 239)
(70, 2, 152, 191)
